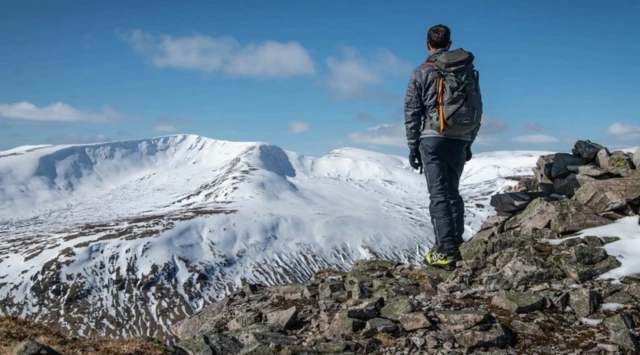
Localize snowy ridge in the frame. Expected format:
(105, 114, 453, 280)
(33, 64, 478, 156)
(0, 135, 549, 341)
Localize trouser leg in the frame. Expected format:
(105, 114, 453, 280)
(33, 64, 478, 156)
(420, 138, 468, 255)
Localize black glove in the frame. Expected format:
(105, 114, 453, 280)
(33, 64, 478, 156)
(465, 144, 472, 162)
(409, 147, 422, 170)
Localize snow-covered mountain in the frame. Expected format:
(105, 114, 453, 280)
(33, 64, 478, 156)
(0, 134, 547, 341)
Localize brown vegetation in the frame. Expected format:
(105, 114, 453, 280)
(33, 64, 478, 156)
(0, 316, 179, 355)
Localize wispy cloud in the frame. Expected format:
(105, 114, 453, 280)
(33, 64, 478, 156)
(153, 117, 193, 133)
(473, 119, 510, 146)
(349, 124, 405, 147)
(117, 130, 133, 137)
(511, 134, 559, 144)
(524, 122, 545, 133)
(0, 101, 128, 122)
(290, 121, 310, 134)
(48, 134, 110, 144)
(348, 118, 508, 147)
(606, 122, 640, 143)
(121, 30, 315, 78)
(154, 125, 177, 133)
(325, 47, 409, 100)
(354, 112, 375, 122)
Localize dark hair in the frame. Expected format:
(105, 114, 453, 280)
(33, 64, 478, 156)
(427, 24, 451, 49)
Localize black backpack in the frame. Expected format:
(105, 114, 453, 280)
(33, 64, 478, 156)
(424, 48, 483, 136)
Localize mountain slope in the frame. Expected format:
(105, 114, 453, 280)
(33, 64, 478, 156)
(0, 135, 547, 341)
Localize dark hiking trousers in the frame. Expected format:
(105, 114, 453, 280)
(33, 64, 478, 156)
(419, 137, 468, 255)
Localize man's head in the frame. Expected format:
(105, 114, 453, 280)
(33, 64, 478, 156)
(427, 24, 452, 52)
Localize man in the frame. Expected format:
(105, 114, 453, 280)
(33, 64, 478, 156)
(404, 24, 482, 270)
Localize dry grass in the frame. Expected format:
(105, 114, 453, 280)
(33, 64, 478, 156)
(374, 332, 400, 348)
(0, 316, 178, 355)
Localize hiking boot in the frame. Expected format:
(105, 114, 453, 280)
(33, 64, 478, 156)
(425, 250, 461, 271)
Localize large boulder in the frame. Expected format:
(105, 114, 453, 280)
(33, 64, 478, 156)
(549, 200, 613, 234)
(574, 177, 640, 213)
(569, 288, 601, 318)
(13, 340, 61, 355)
(490, 192, 549, 215)
(533, 167, 555, 193)
(567, 164, 611, 178)
(596, 148, 612, 170)
(491, 291, 545, 314)
(550, 153, 587, 179)
(572, 140, 605, 161)
(536, 154, 555, 180)
(633, 146, 640, 170)
(504, 198, 611, 234)
(554, 174, 581, 197)
(608, 151, 636, 177)
(434, 310, 492, 332)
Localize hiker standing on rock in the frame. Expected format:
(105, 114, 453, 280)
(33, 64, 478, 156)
(404, 24, 483, 270)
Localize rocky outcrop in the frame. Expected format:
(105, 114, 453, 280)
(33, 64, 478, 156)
(171, 140, 640, 355)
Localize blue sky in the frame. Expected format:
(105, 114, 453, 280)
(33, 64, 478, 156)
(1, 0, 639, 157)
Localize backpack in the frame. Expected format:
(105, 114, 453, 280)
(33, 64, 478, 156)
(423, 48, 483, 136)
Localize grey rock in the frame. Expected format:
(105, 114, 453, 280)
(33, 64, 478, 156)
(569, 288, 601, 318)
(13, 340, 61, 355)
(633, 146, 640, 170)
(362, 317, 400, 338)
(490, 192, 550, 215)
(572, 140, 605, 161)
(536, 154, 555, 181)
(434, 310, 492, 332)
(266, 306, 298, 330)
(567, 164, 611, 178)
(380, 298, 415, 321)
(604, 291, 635, 305)
(491, 291, 545, 314)
(559, 254, 622, 283)
(484, 254, 558, 291)
(510, 320, 545, 336)
(608, 151, 635, 177)
(609, 330, 639, 354)
(549, 199, 613, 234)
(228, 312, 261, 330)
(318, 280, 345, 300)
(571, 245, 608, 265)
(347, 297, 384, 321)
(550, 153, 587, 179)
(554, 174, 582, 197)
(329, 310, 366, 337)
(181, 333, 243, 355)
(454, 324, 512, 351)
(480, 215, 508, 230)
(596, 148, 612, 170)
(398, 312, 431, 331)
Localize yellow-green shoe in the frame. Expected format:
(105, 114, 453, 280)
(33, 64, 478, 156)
(425, 252, 458, 271)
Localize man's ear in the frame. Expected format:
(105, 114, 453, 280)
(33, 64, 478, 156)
(426, 41, 432, 51)
(446, 41, 452, 50)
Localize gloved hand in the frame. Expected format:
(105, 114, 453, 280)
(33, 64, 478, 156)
(465, 144, 472, 162)
(409, 147, 422, 170)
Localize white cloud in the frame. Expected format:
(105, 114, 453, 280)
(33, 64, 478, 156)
(325, 47, 409, 99)
(348, 124, 405, 147)
(0, 101, 127, 122)
(122, 30, 315, 77)
(348, 118, 508, 147)
(511, 134, 559, 144)
(290, 121, 310, 134)
(524, 122, 545, 133)
(48, 134, 110, 144)
(605, 122, 640, 143)
(154, 125, 177, 133)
